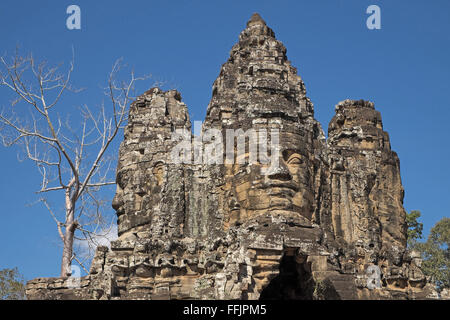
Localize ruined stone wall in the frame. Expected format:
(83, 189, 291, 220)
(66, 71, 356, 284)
(26, 14, 438, 300)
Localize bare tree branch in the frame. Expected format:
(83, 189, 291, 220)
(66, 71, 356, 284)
(0, 50, 150, 276)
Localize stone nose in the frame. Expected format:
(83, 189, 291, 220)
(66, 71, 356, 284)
(112, 192, 124, 211)
(266, 161, 292, 181)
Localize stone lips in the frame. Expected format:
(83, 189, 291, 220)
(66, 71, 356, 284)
(26, 14, 438, 300)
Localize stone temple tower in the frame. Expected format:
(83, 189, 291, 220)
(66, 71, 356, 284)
(26, 13, 436, 300)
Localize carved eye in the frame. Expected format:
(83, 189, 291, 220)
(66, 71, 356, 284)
(287, 155, 303, 165)
(116, 170, 129, 189)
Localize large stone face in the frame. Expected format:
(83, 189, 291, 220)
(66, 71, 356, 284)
(328, 99, 407, 257)
(112, 88, 191, 239)
(202, 13, 323, 229)
(26, 14, 437, 300)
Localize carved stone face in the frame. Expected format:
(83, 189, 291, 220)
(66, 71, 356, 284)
(111, 168, 130, 218)
(112, 161, 166, 236)
(110, 89, 191, 238)
(226, 132, 315, 225)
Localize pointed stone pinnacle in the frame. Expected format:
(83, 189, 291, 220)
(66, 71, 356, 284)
(246, 13, 266, 27)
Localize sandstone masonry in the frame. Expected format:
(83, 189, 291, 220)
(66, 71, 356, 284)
(26, 13, 437, 300)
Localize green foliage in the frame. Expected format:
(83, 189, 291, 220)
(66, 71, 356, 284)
(415, 217, 450, 290)
(406, 210, 423, 247)
(0, 267, 26, 300)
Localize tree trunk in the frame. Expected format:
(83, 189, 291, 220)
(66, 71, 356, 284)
(60, 186, 77, 277)
(60, 221, 76, 277)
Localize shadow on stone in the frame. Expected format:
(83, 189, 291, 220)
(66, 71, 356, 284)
(259, 254, 315, 300)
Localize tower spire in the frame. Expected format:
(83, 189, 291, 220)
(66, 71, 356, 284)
(246, 13, 266, 27)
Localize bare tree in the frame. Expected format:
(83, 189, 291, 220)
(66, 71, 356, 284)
(0, 49, 147, 277)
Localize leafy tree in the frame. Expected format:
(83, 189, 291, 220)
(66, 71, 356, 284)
(0, 268, 26, 300)
(415, 218, 450, 290)
(406, 210, 423, 247)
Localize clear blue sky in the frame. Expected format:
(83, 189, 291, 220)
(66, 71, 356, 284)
(0, 0, 449, 281)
